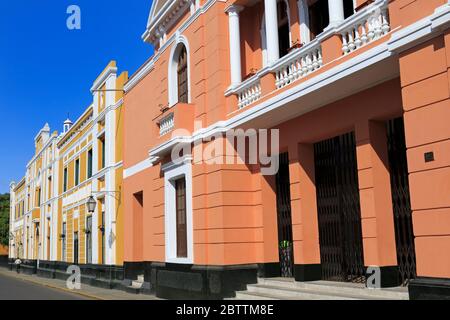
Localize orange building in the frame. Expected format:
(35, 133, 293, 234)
(0, 245, 7, 256)
(122, 0, 450, 299)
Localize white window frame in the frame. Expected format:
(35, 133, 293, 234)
(74, 158, 80, 186)
(85, 214, 93, 264)
(163, 156, 194, 264)
(168, 35, 191, 107)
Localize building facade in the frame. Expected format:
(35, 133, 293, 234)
(7, 0, 450, 300)
(9, 123, 60, 265)
(122, 0, 450, 299)
(9, 62, 128, 281)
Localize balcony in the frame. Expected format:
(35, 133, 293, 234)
(226, 0, 391, 110)
(154, 102, 195, 142)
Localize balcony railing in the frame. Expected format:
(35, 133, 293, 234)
(155, 102, 195, 138)
(340, 1, 390, 55)
(226, 0, 391, 111)
(159, 112, 175, 136)
(237, 79, 261, 109)
(275, 42, 323, 89)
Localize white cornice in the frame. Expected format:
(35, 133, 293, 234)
(124, 59, 155, 92)
(90, 66, 118, 92)
(146, 40, 393, 160)
(388, 2, 450, 53)
(26, 134, 59, 168)
(126, 0, 218, 93)
(125, 1, 450, 178)
(57, 108, 94, 149)
(143, 0, 191, 45)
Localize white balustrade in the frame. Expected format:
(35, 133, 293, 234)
(275, 44, 323, 89)
(159, 112, 175, 136)
(341, 5, 390, 55)
(237, 80, 262, 109)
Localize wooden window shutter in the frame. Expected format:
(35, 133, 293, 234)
(177, 46, 188, 103)
(175, 177, 188, 258)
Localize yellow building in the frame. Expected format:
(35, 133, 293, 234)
(9, 122, 59, 266)
(9, 62, 127, 274)
(56, 61, 127, 267)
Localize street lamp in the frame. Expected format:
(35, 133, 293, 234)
(86, 191, 121, 213)
(86, 196, 97, 213)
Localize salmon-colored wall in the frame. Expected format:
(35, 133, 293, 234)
(124, 0, 450, 276)
(125, 75, 403, 266)
(399, 34, 450, 278)
(389, 0, 446, 30)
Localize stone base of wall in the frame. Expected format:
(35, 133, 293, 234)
(0, 255, 8, 268)
(409, 277, 450, 300)
(124, 261, 258, 299)
(7, 259, 127, 290)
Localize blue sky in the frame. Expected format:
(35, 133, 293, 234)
(0, 0, 154, 193)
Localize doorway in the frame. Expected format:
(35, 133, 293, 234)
(275, 152, 294, 277)
(314, 132, 365, 283)
(73, 232, 79, 265)
(387, 117, 417, 285)
(86, 216, 92, 264)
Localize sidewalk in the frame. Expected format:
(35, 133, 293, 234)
(0, 268, 160, 300)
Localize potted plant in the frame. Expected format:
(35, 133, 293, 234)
(279, 240, 293, 277)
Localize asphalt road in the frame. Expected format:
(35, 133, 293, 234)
(0, 272, 89, 300)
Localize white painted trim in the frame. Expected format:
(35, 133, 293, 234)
(144, 0, 191, 44)
(168, 35, 192, 106)
(90, 66, 118, 92)
(145, 41, 391, 161)
(163, 156, 194, 264)
(124, 60, 155, 92)
(261, 15, 268, 68)
(127, 0, 217, 93)
(388, 2, 450, 53)
(298, 0, 310, 44)
(123, 158, 154, 178)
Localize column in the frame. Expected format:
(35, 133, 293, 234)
(264, 0, 280, 65)
(355, 120, 399, 287)
(104, 74, 117, 265)
(298, 0, 310, 44)
(399, 32, 450, 298)
(226, 5, 243, 87)
(289, 143, 322, 281)
(327, 0, 345, 29)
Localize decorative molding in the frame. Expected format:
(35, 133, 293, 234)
(388, 1, 450, 53)
(123, 158, 154, 179)
(90, 65, 118, 93)
(163, 156, 194, 264)
(143, 0, 192, 45)
(125, 0, 217, 93)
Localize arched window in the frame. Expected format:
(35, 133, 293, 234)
(177, 45, 188, 103)
(169, 40, 190, 106)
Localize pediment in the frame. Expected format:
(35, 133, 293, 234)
(147, 0, 171, 28)
(143, 0, 192, 44)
